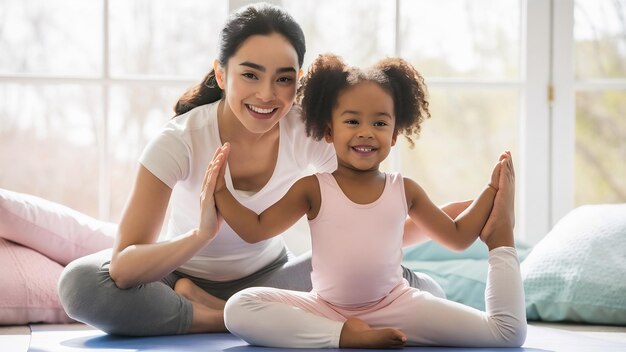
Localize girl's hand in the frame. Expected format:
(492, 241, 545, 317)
(197, 143, 230, 242)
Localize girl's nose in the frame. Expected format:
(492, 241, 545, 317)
(357, 126, 374, 138)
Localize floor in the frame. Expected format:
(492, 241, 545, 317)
(2, 322, 626, 351)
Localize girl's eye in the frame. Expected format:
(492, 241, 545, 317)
(345, 120, 359, 125)
(374, 121, 388, 127)
(242, 73, 257, 80)
(277, 77, 294, 83)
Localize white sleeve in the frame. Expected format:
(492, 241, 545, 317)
(305, 138, 337, 173)
(139, 127, 190, 189)
(286, 107, 337, 173)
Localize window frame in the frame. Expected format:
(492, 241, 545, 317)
(1, 0, 622, 244)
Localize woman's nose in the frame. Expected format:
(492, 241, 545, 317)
(257, 81, 276, 102)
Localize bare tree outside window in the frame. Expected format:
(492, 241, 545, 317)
(397, 0, 520, 205)
(0, 0, 624, 227)
(574, 0, 626, 205)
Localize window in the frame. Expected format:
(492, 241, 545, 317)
(396, 0, 521, 204)
(573, 0, 626, 205)
(1, 0, 624, 246)
(0, 0, 228, 221)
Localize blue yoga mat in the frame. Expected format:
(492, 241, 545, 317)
(28, 324, 626, 351)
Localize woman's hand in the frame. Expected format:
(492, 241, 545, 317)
(488, 156, 503, 191)
(197, 143, 230, 242)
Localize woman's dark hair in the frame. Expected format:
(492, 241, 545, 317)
(174, 2, 305, 116)
(296, 54, 430, 146)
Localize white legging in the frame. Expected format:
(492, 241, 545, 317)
(224, 246, 526, 348)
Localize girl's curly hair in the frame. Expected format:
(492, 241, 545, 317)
(296, 54, 430, 146)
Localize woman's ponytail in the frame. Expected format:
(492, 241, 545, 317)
(173, 70, 223, 116)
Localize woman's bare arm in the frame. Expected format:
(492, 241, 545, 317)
(109, 165, 217, 289)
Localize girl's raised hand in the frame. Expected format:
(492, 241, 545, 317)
(196, 143, 231, 243)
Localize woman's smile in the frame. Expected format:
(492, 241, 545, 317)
(246, 104, 279, 120)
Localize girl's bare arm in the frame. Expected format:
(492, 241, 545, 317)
(404, 158, 503, 251)
(213, 143, 315, 243)
(402, 200, 473, 247)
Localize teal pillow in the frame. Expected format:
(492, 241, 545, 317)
(403, 238, 489, 261)
(522, 204, 626, 324)
(403, 239, 531, 310)
(402, 258, 489, 310)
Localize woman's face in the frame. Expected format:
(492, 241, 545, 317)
(216, 33, 300, 134)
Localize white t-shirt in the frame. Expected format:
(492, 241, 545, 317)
(139, 101, 336, 281)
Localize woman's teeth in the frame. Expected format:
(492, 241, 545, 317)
(248, 105, 275, 114)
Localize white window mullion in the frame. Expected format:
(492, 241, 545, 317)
(520, 0, 552, 244)
(551, 0, 575, 226)
(99, 0, 111, 220)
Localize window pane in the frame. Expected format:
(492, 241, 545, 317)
(399, 0, 521, 79)
(575, 0, 626, 79)
(283, 0, 395, 69)
(575, 91, 626, 205)
(108, 84, 189, 221)
(0, 84, 102, 216)
(109, 0, 228, 77)
(395, 88, 519, 204)
(0, 0, 102, 75)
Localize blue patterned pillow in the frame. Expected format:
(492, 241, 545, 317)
(522, 204, 626, 324)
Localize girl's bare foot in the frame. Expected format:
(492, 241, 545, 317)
(175, 278, 226, 309)
(481, 151, 516, 250)
(339, 317, 406, 349)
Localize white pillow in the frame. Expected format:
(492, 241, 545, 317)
(0, 188, 116, 266)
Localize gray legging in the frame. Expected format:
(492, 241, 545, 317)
(58, 248, 445, 336)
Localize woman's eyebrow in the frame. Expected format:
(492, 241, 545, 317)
(240, 61, 296, 74)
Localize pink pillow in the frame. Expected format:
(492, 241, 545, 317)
(0, 238, 75, 324)
(0, 188, 116, 266)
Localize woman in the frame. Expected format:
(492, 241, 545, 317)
(57, 3, 468, 336)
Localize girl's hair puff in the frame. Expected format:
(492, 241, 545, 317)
(296, 54, 349, 140)
(297, 54, 430, 146)
(373, 58, 430, 145)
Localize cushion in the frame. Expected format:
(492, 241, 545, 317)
(403, 239, 531, 310)
(0, 188, 116, 266)
(522, 203, 626, 325)
(0, 238, 74, 324)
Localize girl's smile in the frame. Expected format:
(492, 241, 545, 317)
(326, 81, 397, 172)
(351, 144, 378, 156)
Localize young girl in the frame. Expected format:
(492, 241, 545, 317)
(53, 3, 463, 336)
(210, 54, 526, 348)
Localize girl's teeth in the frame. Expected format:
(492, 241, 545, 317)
(248, 105, 274, 114)
(354, 147, 373, 152)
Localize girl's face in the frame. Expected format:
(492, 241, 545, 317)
(325, 81, 397, 172)
(215, 33, 300, 134)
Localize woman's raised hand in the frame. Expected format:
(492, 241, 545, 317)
(197, 143, 231, 243)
